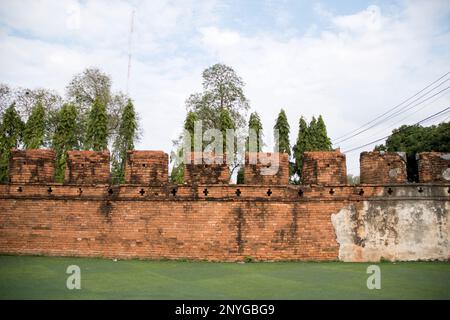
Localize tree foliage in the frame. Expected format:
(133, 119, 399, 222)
(186, 64, 249, 130)
(52, 104, 79, 182)
(246, 112, 263, 152)
(375, 122, 450, 153)
(218, 107, 235, 153)
(112, 99, 138, 184)
(293, 115, 332, 178)
(274, 109, 290, 155)
(84, 97, 108, 151)
(0, 103, 25, 182)
(23, 100, 46, 149)
(65, 68, 131, 141)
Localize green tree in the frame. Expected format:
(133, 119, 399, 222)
(66, 68, 132, 142)
(293, 116, 309, 176)
(274, 109, 290, 155)
(52, 104, 79, 182)
(0, 103, 25, 182)
(308, 116, 318, 149)
(84, 97, 108, 151)
(315, 115, 332, 150)
(23, 100, 46, 149)
(170, 111, 198, 184)
(246, 112, 263, 152)
(218, 107, 235, 153)
(376, 122, 450, 153)
(111, 99, 138, 184)
(186, 63, 249, 130)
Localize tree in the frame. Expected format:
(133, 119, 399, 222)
(52, 104, 79, 182)
(23, 100, 46, 149)
(66, 68, 131, 141)
(293, 116, 309, 176)
(0, 103, 25, 182)
(186, 63, 249, 130)
(111, 99, 138, 184)
(66, 67, 111, 113)
(308, 116, 318, 149)
(315, 115, 332, 150)
(246, 112, 263, 152)
(376, 122, 450, 153)
(170, 111, 198, 184)
(274, 109, 290, 155)
(218, 107, 235, 153)
(84, 97, 108, 151)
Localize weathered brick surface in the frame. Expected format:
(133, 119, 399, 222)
(65, 151, 110, 184)
(9, 149, 55, 183)
(0, 184, 448, 261)
(184, 152, 230, 184)
(244, 152, 289, 185)
(418, 152, 450, 183)
(302, 151, 347, 185)
(0, 184, 343, 261)
(360, 151, 407, 184)
(124, 151, 168, 185)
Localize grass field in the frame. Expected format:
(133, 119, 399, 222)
(0, 255, 448, 299)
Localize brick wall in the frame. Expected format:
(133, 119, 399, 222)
(65, 151, 110, 184)
(0, 183, 448, 261)
(302, 151, 347, 185)
(244, 152, 289, 185)
(9, 149, 55, 183)
(124, 150, 168, 185)
(418, 152, 450, 183)
(360, 151, 407, 184)
(184, 152, 230, 184)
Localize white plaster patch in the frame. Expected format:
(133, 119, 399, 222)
(331, 201, 449, 262)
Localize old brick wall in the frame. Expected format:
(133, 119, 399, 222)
(1, 184, 447, 262)
(184, 152, 230, 184)
(9, 149, 55, 183)
(65, 151, 110, 184)
(124, 151, 168, 185)
(418, 152, 450, 183)
(302, 151, 347, 185)
(360, 151, 407, 184)
(244, 152, 289, 185)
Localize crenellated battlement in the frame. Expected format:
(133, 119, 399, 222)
(6, 149, 450, 185)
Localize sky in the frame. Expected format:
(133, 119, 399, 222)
(0, 0, 449, 175)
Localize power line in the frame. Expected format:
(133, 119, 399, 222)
(359, 89, 450, 140)
(332, 71, 450, 143)
(333, 80, 450, 145)
(342, 106, 450, 153)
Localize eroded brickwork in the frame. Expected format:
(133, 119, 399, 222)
(244, 152, 289, 185)
(124, 151, 168, 185)
(184, 152, 230, 184)
(65, 151, 110, 184)
(418, 152, 450, 183)
(302, 151, 347, 185)
(9, 149, 55, 183)
(360, 151, 407, 184)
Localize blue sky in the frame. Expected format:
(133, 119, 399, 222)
(0, 0, 449, 175)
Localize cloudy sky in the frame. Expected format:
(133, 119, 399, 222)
(1, 0, 449, 175)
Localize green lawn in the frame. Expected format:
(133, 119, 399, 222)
(0, 255, 448, 299)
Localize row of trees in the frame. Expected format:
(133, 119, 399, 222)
(170, 63, 333, 184)
(0, 68, 140, 183)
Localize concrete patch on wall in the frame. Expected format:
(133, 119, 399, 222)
(331, 200, 449, 262)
